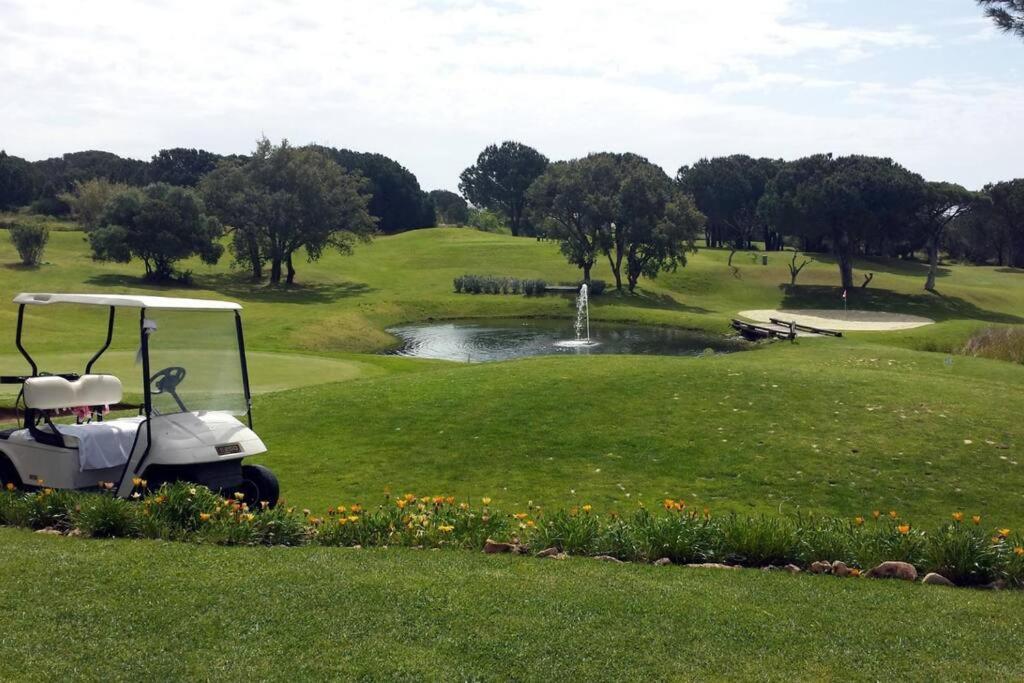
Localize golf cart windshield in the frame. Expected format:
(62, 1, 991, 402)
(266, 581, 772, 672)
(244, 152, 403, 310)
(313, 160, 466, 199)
(145, 310, 247, 416)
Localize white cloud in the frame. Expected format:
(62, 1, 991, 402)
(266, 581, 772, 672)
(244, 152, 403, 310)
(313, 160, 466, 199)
(0, 0, 1018, 190)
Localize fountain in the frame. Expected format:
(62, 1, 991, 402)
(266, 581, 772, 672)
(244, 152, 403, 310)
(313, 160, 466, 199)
(555, 283, 599, 348)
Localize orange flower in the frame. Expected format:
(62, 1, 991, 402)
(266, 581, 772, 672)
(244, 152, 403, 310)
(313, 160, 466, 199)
(853, 516, 864, 527)
(952, 511, 964, 523)
(513, 513, 528, 520)
(849, 568, 861, 577)
(445, 496, 455, 505)
(4, 483, 14, 492)
(198, 513, 211, 522)
(663, 498, 676, 510)
(972, 515, 982, 526)
(897, 524, 911, 535)
(350, 504, 362, 514)
(526, 520, 536, 528)
(396, 499, 407, 509)
(888, 510, 898, 520)
(1015, 546, 1024, 557)
(872, 510, 881, 520)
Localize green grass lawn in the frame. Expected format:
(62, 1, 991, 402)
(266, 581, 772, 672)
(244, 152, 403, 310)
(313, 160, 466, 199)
(3, 528, 1023, 681)
(2, 227, 1024, 679)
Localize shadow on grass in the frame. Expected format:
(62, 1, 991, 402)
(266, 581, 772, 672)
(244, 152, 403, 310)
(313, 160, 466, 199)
(585, 288, 714, 315)
(812, 253, 953, 280)
(86, 272, 374, 304)
(780, 284, 1024, 324)
(995, 267, 1024, 275)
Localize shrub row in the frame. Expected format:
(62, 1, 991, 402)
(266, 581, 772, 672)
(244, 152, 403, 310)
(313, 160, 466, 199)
(453, 274, 547, 295)
(2, 485, 1022, 588)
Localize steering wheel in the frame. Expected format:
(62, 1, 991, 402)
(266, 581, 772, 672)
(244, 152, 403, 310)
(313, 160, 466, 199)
(149, 366, 187, 396)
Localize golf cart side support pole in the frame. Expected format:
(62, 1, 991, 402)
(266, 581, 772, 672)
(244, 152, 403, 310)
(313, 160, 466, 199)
(235, 310, 253, 429)
(118, 309, 155, 493)
(85, 306, 116, 374)
(15, 304, 37, 376)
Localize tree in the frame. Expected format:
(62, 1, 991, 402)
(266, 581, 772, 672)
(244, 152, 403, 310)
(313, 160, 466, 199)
(89, 183, 224, 280)
(986, 179, 1024, 267)
(914, 182, 976, 291)
(199, 161, 265, 280)
(311, 147, 434, 233)
(677, 155, 781, 258)
(149, 148, 222, 186)
(527, 156, 618, 282)
(429, 189, 470, 225)
(759, 155, 924, 290)
(31, 150, 148, 197)
(978, 0, 1024, 39)
(0, 151, 37, 209)
(58, 178, 131, 231)
(204, 139, 377, 285)
(459, 141, 549, 237)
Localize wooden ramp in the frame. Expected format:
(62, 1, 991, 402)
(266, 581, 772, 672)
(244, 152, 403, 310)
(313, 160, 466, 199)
(731, 319, 796, 341)
(768, 317, 843, 337)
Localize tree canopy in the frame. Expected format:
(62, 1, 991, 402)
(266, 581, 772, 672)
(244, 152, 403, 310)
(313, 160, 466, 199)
(759, 155, 925, 290)
(201, 138, 377, 285)
(978, 0, 1024, 39)
(89, 183, 224, 281)
(677, 155, 781, 254)
(148, 148, 223, 187)
(0, 151, 37, 210)
(529, 152, 703, 291)
(310, 147, 434, 233)
(460, 141, 549, 237)
(914, 182, 977, 291)
(429, 189, 470, 225)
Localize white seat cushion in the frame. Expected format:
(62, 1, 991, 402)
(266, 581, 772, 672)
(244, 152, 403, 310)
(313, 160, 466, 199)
(23, 375, 123, 410)
(8, 417, 145, 471)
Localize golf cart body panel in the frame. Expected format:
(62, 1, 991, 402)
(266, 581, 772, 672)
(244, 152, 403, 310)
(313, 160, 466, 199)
(0, 293, 278, 505)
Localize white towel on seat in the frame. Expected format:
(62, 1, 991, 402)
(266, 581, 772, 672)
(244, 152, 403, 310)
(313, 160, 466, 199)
(55, 417, 146, 471)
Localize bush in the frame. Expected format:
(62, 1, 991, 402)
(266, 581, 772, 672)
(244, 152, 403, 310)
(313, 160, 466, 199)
(962, 327, 1024, 364)
(453, 274, 546, 296)
(74, 494, 140, 538)
(584, 279, 606, 296)
(8, 224, 49, 266)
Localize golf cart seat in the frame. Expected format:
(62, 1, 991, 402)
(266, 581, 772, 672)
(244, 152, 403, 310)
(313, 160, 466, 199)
(14, 374, 145, 471)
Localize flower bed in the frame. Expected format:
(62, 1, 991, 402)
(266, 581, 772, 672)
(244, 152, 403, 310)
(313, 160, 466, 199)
(2, 484, 1022, 589)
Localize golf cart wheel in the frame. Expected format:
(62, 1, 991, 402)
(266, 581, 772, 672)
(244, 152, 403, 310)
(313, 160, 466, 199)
(239, 464, 279, 509)
(0, 455, 21, 491)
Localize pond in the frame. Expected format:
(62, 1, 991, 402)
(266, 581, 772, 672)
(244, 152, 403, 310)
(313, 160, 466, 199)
(387, 318, 746, 363)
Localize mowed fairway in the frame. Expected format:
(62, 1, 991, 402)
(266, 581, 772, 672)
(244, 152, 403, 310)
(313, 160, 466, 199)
(3, 226, 1024, 679)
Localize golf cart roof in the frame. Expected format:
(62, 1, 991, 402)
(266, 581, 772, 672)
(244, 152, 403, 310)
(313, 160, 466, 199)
(13, 293, 242, 311)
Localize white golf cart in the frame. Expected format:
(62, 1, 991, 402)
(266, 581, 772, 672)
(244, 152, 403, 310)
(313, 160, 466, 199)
(0, 293, 279, 507)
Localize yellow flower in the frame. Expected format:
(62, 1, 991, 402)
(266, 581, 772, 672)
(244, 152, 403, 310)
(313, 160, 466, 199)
(445, 496, 455, 505)
(302, 508, 311, 517)
(897, 524, 911, 535)
(459, 502, 469, 511)
(888, 510, 898, 520)
(1015, 546, 1024, 557)
(199, 513, 211, 522)
(513, 513, 528, 520)
(526, 520, 536, 528)
(396, 500, 407, 509)
(4, 483, 14, 492)
(998, 528, 1011, 538)
(132, 476, 144, 487)
(404, 493, 416, 501)
(582, 504, 592, 514)
(952, 511, 964, 523)
(854, 516, 864, 527)
(482, 497, 492, 505)
(871, 510, 881, 520)
(241, 513, 255, 522)
(338, 518, 348, 526)
(347, 515, 359, 523)
(233, 492, 245, 501)
(350, 504, 362, 514)
(663, 498, 676, 510)
(972, 515, 982, 526)
(438, 525, 454, 533)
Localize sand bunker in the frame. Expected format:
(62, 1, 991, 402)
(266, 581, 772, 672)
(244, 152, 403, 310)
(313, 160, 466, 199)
(737, 309, 935, 332)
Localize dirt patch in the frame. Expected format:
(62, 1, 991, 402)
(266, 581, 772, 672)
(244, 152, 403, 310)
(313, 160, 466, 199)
(738, 309, 934, 332)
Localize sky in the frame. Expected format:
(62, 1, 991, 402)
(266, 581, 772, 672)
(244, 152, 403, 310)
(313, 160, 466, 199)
(1, 0, 1022, 191)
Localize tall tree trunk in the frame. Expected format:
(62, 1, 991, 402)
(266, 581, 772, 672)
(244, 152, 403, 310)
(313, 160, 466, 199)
(605, 250, 622, 291)
(249, 240, 262, 281)
(834, 230, 854, 291)
(925, 236, 939, 292)
(285, 254, 296, 285)
(582, 263, 592, 282)
(269, 257, 282, 284)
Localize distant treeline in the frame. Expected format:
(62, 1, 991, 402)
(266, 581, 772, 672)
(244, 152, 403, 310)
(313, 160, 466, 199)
(0, 147, 444, 234)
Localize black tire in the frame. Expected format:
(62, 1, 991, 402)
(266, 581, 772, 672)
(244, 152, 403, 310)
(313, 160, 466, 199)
(239, 464, 279, 509)
(0, 454, 22, 490)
